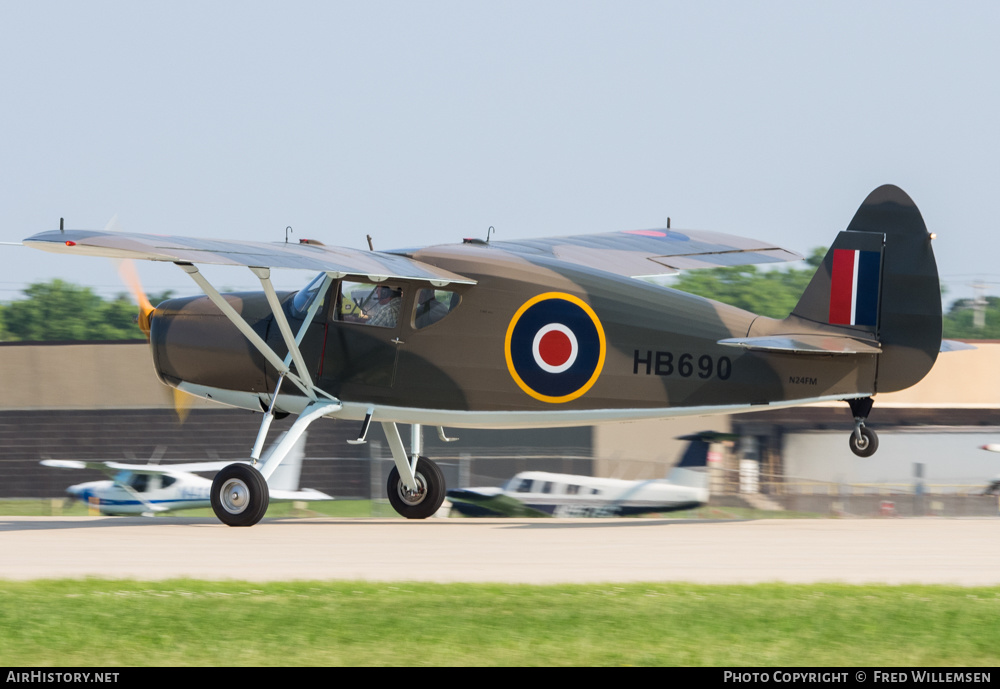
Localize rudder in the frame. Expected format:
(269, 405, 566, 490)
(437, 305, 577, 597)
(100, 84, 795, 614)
(788, 185, 941, 393)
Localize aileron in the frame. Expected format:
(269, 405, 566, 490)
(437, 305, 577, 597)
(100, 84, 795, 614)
(23, 229, 476, 285)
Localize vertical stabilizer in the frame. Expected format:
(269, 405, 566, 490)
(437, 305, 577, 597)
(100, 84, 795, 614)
(667, 431, 733, 493)
(787, 185, 941, 392)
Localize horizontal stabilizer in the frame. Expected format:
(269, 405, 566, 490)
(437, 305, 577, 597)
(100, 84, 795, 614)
(445, 489, 552, 518)
(717, 334, 881, 355)
(41, 459, 89, 470)
(940, 340, 976, 352)
(269, 487, 334, 502)
(672, 431, 738, 468)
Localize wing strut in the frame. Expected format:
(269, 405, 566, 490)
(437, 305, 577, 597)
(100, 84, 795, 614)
(115, 478, 168, 515)
(177, 263, 335, 403)
(251, 373, 286, 461)
(283, 273, 334, 368)
(250, 266, 315, 392)
(176, 263, 345, 479)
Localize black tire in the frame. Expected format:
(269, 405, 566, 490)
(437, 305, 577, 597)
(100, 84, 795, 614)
(849, 427, 879, 458)
(386, 456, 446, 519)
(211, 463, 270, 527)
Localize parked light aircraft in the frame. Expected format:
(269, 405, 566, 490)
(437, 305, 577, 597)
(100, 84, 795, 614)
(446, 431, 732, 517)
(978, 444, 1000, 495)
(23, 185, 946, 526)
(42, 433, 331, 515)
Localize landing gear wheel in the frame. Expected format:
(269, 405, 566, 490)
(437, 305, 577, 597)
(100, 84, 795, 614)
(387, 456, 445, 519)
(849, 426, 879, 458)
(211, 463, 270, 526)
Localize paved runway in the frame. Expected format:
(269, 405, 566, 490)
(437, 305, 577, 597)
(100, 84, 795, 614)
(2, 517, 998, 585)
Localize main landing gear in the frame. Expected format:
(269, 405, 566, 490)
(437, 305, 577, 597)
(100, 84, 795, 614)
(211, 463, 270, 527)
(380, 422, 448, 519)
(211, 399, 340, 527)
(387, 456, 446, 519)
(207, 403, 450, 525)
(347, 410, 449, 518)
(847, 397, 878, 458)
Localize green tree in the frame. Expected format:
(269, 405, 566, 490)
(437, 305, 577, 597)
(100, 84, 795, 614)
(667, 248, 825, 319)
(942, 297, 1000, 340)
(1, 280, 150, 342)
(666, 250, 993, 340)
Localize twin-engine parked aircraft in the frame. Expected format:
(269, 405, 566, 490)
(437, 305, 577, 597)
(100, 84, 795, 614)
(42, 433, 331, 516)
(24, 185, 944, 526)
(446, 431, 730, 518)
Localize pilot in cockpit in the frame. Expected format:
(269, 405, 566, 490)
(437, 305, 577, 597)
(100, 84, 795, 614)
(364, 286, 402, 328)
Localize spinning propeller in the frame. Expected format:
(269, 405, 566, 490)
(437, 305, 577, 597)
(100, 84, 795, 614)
(113, 247, 193, 423)
(117, 258, 155, 339)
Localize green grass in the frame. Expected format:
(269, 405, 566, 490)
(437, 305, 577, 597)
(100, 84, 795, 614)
(0, 499, 380, 518)
(0, 580, 996, 666)
(170, 499, 384, 519)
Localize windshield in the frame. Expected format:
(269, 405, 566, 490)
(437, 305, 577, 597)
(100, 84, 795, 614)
(291, 272, 328, 318)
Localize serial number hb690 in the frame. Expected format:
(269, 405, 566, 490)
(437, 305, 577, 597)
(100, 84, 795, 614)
(633, 350, 732, 380)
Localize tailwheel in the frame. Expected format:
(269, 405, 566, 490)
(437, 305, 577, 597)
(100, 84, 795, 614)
(387, 456, 445, 519)
(846, 397, 878, 458)
(849, 426, 879, 458)
(211, 463, 270, 526)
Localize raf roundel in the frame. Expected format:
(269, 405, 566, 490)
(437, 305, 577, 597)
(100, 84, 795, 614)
(505, 293, 606, 403)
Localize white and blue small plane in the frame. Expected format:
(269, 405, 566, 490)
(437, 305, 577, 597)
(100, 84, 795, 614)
(446, 431, 732, 517)
(42, 432, 332, 516)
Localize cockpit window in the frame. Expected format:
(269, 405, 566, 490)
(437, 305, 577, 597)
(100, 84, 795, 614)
(335, 281, 403, 329)
(413, 289, 461, 329)
(291, 272, 328, 318)
(126, 473, 149, 493)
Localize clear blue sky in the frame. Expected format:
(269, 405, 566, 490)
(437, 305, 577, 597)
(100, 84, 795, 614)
(1, 1, 997, 305)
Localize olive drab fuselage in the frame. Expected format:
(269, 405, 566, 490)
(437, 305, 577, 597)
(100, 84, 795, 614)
(26, 184, 940, 429)
(149, 243, 878, 419)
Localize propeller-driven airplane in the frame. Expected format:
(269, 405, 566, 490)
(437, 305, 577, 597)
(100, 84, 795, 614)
(23, 185, 945, 526)
(978, 444, 1000, 496)
(446, 431, 731, 517)
(42, 433, 332, 516)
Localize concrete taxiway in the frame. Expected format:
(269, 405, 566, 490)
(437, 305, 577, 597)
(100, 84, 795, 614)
(1, 517, 998, 585)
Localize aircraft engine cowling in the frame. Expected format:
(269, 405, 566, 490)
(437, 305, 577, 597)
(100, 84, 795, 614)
(149, 293, 273, 395)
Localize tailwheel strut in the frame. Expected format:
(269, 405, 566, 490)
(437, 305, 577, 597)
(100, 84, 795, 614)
(846, 397, 878, 457)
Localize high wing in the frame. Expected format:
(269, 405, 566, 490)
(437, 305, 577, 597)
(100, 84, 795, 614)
(24, 225, 799, 281)
(23, 229, 476, 285)
(41, 458, 241, 475)
(473, 227, 802, 278)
